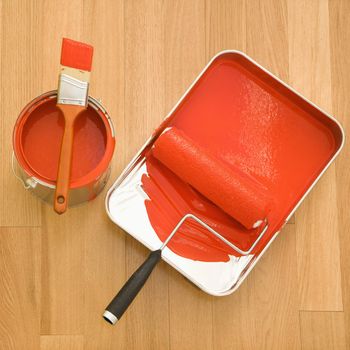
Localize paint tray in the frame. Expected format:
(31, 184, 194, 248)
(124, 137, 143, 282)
(106, 51, 344, 296)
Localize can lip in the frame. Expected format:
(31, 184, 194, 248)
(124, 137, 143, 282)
(13, 90, 115, 189)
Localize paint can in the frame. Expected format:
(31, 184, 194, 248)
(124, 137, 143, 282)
(12, 90, 115, 207)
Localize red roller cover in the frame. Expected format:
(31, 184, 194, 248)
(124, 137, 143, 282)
(152, 127, 271, 230)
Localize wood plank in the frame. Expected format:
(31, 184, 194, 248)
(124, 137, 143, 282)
(164, 0, 207, 111)
(246, 0, 289, 81)
(0, 0, 42, 226)
(287, 0, 343, 311)
(40, 209, 86, 334)
(211, 1, 300, 348)
(41, 0, 83, 91)
(294, 172, 342, 310)
(81, 1, 127, 349)
(205, 0, 246, 57)
(329, 0, 350, 345)
(300, 311, 347, 350)
(208, 1, 300, 349)
(255, 226, 301, 349)
(206, 1, 278, 348)
(124, 0, 166, 159)
(123, 1, 169, 349)
(213, 225, 301, 349)
(168, 272, 213, 350)
(0, 228, 40, 350)
(41, 335, 84, 350)
(163, 2, 213, 350)
(205, 4, 246, 349)
(39, 0, 84, 335)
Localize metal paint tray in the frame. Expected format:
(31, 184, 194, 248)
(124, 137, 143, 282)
(106, 51, 344, 296)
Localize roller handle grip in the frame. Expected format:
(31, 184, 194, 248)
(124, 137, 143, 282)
(104, 249, 162, 324)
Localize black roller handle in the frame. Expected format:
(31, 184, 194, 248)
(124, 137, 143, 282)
(103, 249, 162, 325)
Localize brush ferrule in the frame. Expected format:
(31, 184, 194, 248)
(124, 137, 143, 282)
(57, 73, 89, 106)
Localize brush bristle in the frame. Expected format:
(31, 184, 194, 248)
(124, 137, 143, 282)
(60, 38, 93, 72)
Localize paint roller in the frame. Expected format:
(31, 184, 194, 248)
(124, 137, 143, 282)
(103, 127, 271, 325)
(152, 127, 271, 229)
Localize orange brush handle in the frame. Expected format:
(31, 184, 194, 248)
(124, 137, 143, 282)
(54, 105, 85, 214)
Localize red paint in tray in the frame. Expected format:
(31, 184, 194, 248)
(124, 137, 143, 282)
(141, 52, 342, 262)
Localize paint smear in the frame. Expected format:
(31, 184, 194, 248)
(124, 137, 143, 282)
(143, 156, 261, 262)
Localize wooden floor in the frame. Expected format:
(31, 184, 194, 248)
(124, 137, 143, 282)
(0, 0, 349, 349)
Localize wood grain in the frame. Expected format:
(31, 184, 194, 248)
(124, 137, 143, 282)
(329, 0, 350, 344)
(39, 0, 84, 336)
(246, 0, 289, 81)
(164, 2, 213, 350)
(244, 4, 301, 346)
(0, 0, 42, 226)
(288, 0, 343, 311)
(0, 228, 40, 350)
(82, 1, 127, 349)
(123, 1, 169, 349)
(41, 0, 83, 92)
(0, 0, 348, 349)
(209, 1, 300, 349)
(213, 225, 301, 349)
(300, 311, 347, 350)
(205, 0, 246, 57)
(40, 209, 86, 334)
(40, 335, 84, 350)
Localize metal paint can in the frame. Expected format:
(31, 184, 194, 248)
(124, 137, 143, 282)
(12, 90, 115, 207)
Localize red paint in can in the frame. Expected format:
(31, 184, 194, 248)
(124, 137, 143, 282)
(13, 91, 115, 206)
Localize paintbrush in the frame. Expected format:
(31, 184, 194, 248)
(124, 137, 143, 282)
(54, 38, 94, 214)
